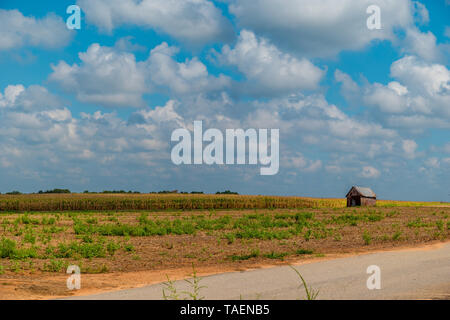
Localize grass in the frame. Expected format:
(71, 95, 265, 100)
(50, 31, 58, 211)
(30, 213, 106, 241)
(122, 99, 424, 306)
(0, 238, 38, 259)
(264, 251, 289, 260)
(230, 248, 314, 261)
(163, 266, 205, 300)
(295, 249, 314, 255)
(363, 231, 372, 245)
(289, 266, 319, 300)
(392, 231, 403, 241)
(230, 249, 261, 261)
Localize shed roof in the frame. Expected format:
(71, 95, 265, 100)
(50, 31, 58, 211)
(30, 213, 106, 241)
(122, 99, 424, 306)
(346, 186, 376, 198)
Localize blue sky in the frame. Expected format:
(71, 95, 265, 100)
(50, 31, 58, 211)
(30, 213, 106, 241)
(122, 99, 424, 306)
(0, 0, 449, 201)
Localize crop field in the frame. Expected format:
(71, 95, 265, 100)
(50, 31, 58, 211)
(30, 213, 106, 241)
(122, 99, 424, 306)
(0, 194, 449, 299)
(0, 193, 447, 212)
(0, 193, 347, 211)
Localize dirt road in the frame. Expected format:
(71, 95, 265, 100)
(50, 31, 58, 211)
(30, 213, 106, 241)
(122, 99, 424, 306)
(66, 242, 450, 300)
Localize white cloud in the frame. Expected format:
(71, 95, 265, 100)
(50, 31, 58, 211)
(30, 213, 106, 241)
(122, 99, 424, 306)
(50, 44, 148, 107)
(338, 56, 450, 131)
(386, 56, 450, 121)
(360, 166, 380, 178)
(402, 139, 418, 158)
(0, 84, 184, 185)
(364, 82, 409, 113)
(335, 69, 360, 101)
(50, 42, 230, 107)
(1, 82, 442, 198)
(388, 81, 409, 96)
(412, 1, 429, 24)
(147, 43, 231, 95)
(218, 30, 324, 96)
(390, 56, 450, 98)
(242, 93, 400, 164)
(404, 28, 442, 62)
(0, 9, 72, 50)
(283, 152, 322, 173)
(0, 84, 62, 111)
(425, 157, 440, 169)
(0, 84, 25, 107)
(229, 0, 413, 58)
(77, 0, 233, 46)
(443, 143, 450, 153)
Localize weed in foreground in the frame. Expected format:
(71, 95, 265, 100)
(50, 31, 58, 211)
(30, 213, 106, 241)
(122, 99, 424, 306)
(163, 265, 206, 300)
(289, 266, 319, 300)
(362, 231, 372, 245)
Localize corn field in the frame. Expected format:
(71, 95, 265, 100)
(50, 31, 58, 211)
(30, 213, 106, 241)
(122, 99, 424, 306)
(0, 194, 443, 212)
(0, 194, 347, 212)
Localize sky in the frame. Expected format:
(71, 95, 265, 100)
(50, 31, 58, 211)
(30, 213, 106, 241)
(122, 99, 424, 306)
(0, 0, 449, 201)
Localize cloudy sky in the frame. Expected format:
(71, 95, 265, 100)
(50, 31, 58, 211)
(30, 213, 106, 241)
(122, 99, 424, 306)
(0, 0, 449, 201)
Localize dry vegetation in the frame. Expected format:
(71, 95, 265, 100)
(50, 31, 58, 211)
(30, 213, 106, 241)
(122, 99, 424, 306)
(0, 193, 348, 211)
(0, 194, 449, 299)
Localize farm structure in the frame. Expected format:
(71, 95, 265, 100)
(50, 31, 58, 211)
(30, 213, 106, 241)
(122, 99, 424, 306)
(346, 186, 376, 207)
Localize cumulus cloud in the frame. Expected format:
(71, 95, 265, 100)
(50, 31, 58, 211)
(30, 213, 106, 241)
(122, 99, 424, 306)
(364, 82, 409, 114)
(229, 0, 446, 63)
(50, 44, 148, 107)
(337, 56, 450, 131)
(360, 166, 380, 178)
(0, 84, 62, 111)
(283, 152, 322, 173)
(0, 9, 72, 50)
(0, 81, 438, 197)
(402, 139, 418, 158)
(390, 56, 450, 98)
(229, 0, 413, 58)
(334, 69, 360, 102)
(77, 0, 233, 46)
(0, 84, 25, 107)
(49, 42, 230, 107)
(240, 93, 402, 165)
(147, 43, 231, 95)
(412, 1, 429, 25)
(424, 157, 440, 169)
(217, 30, 324, 96)
(0, 83, 186, 189)
(403, 28, 442, 62)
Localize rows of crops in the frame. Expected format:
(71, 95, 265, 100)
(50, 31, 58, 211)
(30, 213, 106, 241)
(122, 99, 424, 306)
(0, 194, 347, 212)
(0, 194, 444, 212)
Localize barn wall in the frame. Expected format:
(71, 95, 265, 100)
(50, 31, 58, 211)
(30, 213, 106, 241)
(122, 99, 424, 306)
(361, 197, 376, 206)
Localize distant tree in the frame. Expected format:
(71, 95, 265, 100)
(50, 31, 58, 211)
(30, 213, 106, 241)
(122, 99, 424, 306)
(158, 190, 178, 194)
(100, 190, 140, 194)
(39, 189, 71, 194)
(6, 191, 22, 195)
(216, 190, 239, 195)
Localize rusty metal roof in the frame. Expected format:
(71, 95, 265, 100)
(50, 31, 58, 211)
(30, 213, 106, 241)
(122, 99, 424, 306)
(347, 186, 376, 198)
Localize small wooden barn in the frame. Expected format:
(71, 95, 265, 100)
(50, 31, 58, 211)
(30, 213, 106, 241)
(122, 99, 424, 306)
(346, 186, 376, 207)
